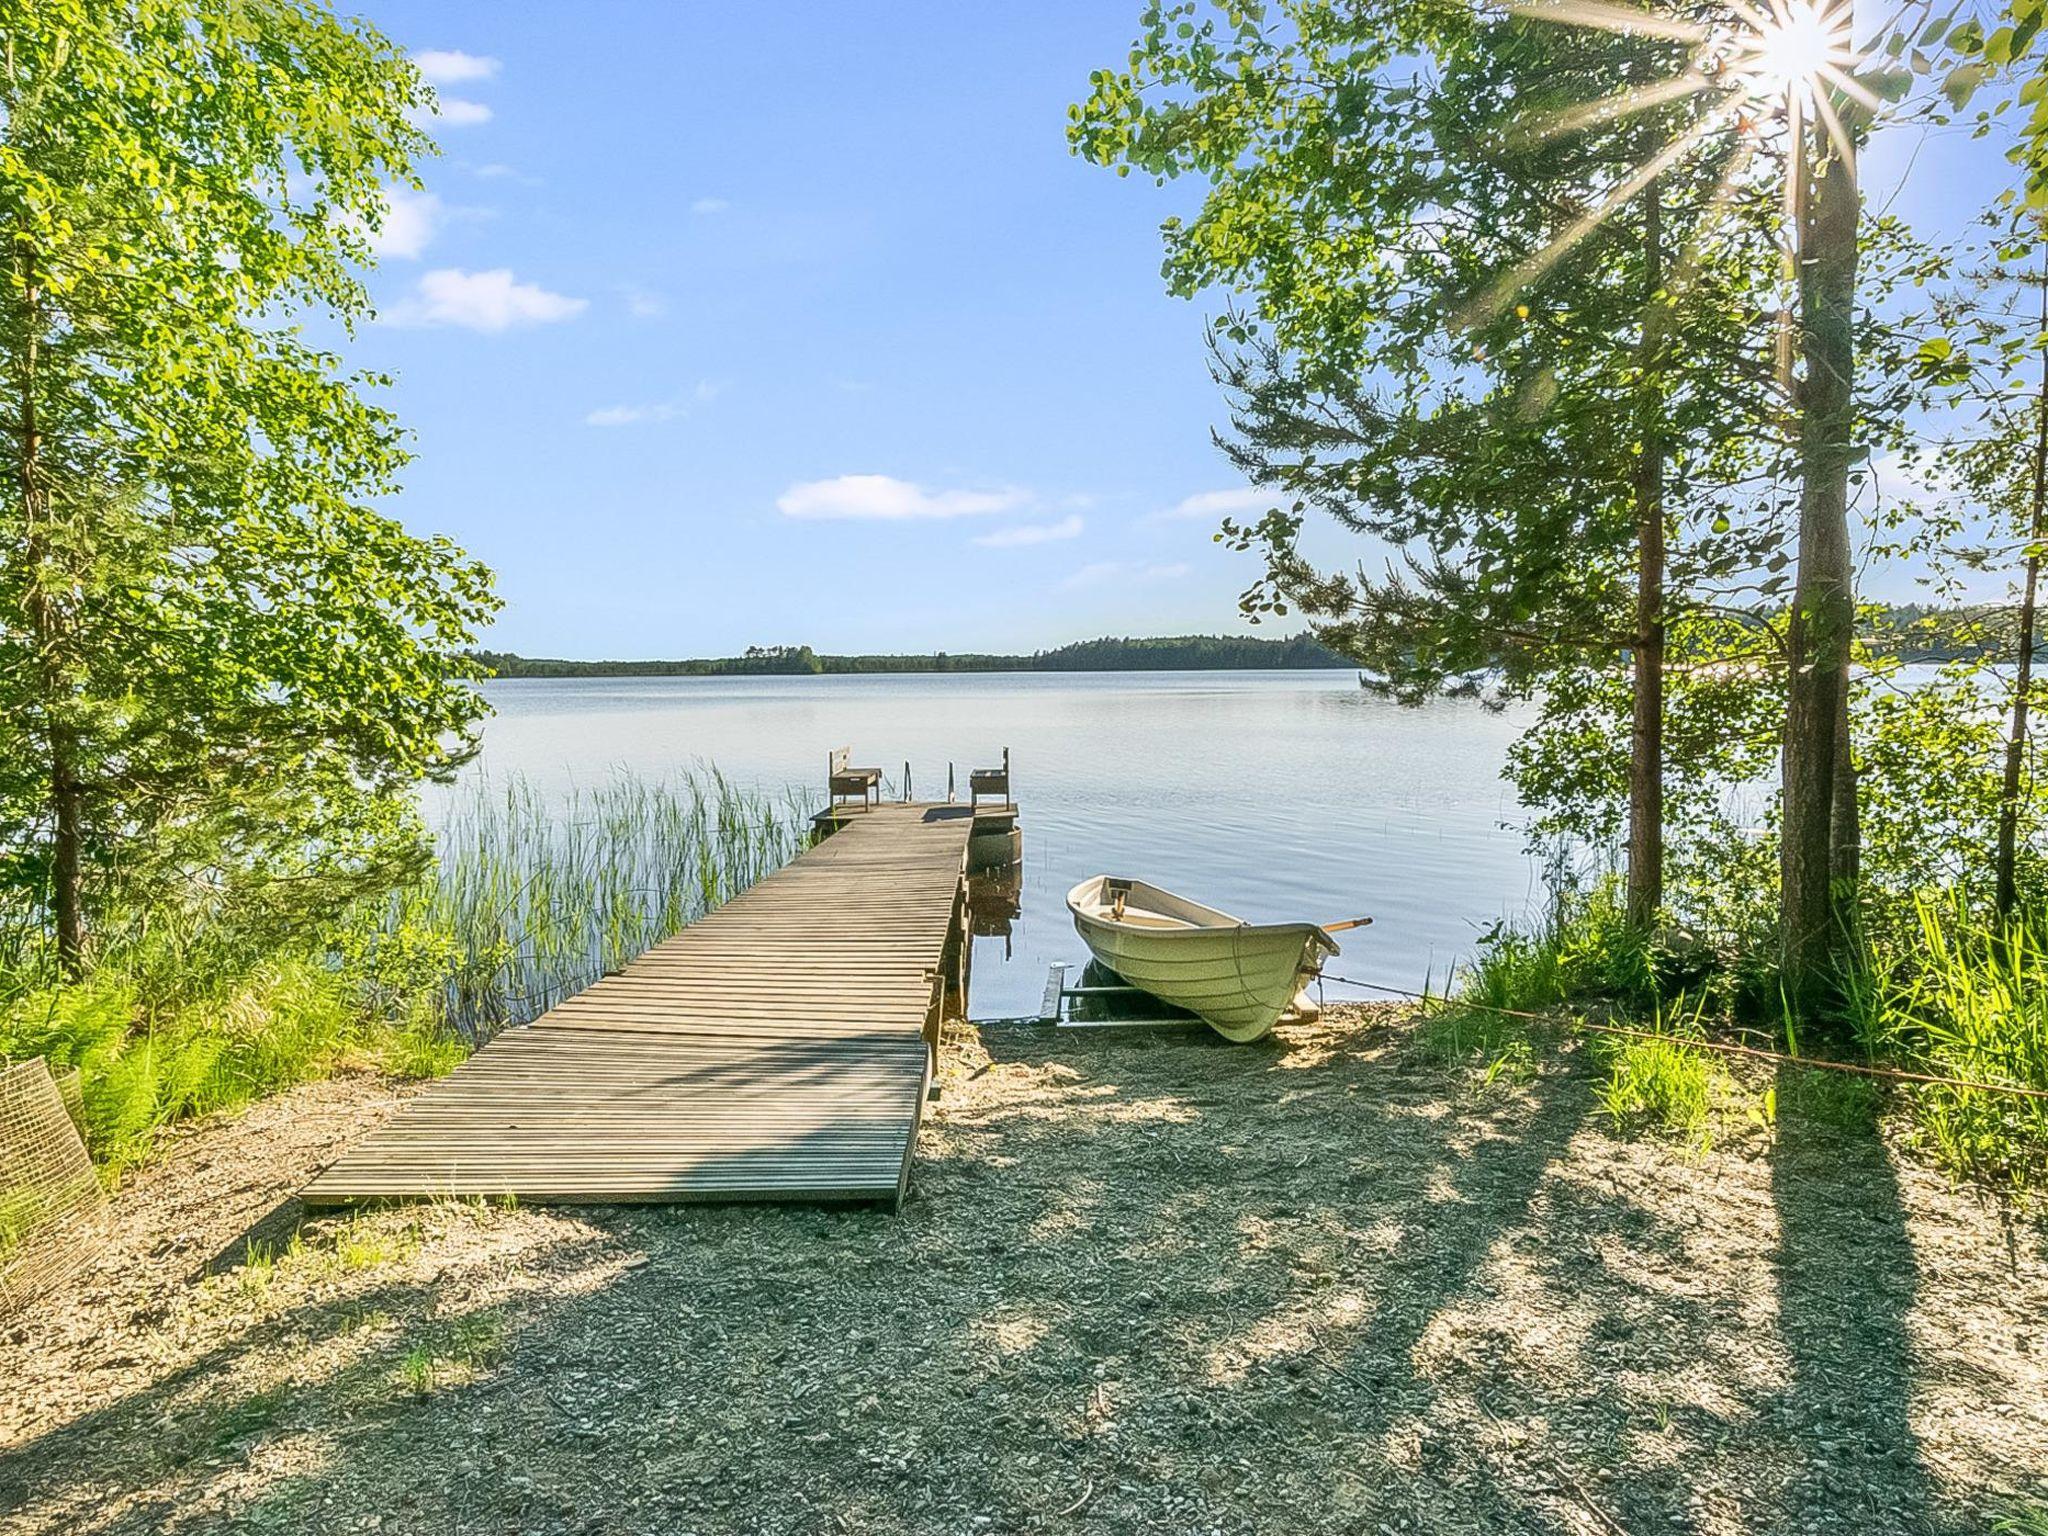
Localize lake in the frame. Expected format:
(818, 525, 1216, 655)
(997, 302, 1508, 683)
(451, 671, 1549, 1019)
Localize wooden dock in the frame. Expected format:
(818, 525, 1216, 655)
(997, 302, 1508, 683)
(302, 803, 985, 1210)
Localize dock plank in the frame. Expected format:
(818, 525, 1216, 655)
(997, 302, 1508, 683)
(301, 804, 979, 1209)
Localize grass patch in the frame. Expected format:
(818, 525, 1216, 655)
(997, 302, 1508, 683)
(1416, 1005, 1540, 1089)
(330, 1215, 422, 1273)
(1851, 897, 2048, 1197)
(1591, 1030, 1718, 1148)
(1774, 1062, 1883, 1134)
(393, 1310, 507, 1398)
(1993, 1501, 2048, 1536)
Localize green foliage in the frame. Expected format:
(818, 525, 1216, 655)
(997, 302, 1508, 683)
(1465, 879, 1662, 1016)
(0, 957, 450, 1173)
(1774, 1062, 1882, 1134)
(1415, 1004, 1539, 1089)
(1992, 1498, 2048, 1536)
(1461, 874, 2048, 1192)
(0, 0, 498, 964)
(1505, 612, 1784, 853)
(1858, 660, 2048, 922)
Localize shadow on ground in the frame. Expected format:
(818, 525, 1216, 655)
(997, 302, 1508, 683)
(1, 1011, 2041, 1535)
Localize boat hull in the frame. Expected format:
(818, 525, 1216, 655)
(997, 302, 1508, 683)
(1065, 876, 1337, 1043)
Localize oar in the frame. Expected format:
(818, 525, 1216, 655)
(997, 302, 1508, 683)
(1322, 916, 1374, 933)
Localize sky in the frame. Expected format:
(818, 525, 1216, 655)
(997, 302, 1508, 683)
(345, 3, 2023, 660)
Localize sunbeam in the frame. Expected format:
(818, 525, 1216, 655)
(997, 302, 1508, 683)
(1462, 95, 1749, 330)
(1515, 70, 1714, 145)
(1482, 0, 1870, 332)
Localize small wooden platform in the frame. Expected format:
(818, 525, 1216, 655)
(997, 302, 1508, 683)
(302, 804, 978, 1210)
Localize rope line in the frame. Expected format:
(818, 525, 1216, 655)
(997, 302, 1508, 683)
(1318, 972, 2048, 1103)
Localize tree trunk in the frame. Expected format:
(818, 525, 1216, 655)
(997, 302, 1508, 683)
(1780, 115, 1861, 1000)
(1995, 251, 2048, 922)
(1627, 181, 1666, 929)
(13, 243, 83, 974)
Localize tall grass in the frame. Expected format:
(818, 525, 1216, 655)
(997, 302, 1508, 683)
(1850, 896, 2048, 1196)
(1462, 878, 1659, 1017)
(0, 768, 813, 1170)
(367, 770, 812, 1040)
(1446, 874, 2048, 1193)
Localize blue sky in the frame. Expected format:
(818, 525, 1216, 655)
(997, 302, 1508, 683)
(348, 4, 2018, 659)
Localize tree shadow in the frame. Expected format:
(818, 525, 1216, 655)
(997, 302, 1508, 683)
(1, 1021, 2033, 1535)
(1768, 1063, 1940, 1533)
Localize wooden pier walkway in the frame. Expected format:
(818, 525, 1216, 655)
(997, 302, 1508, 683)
(303, 804, 987, 1210)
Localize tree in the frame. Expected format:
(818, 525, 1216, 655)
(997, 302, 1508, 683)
(2002, 240, 2048, 917)
(1776, 74, 1868, 997)
(1074, 0, 1791, 924)
(0, 1, 499, 973)
(1920, 209, 2048, 918)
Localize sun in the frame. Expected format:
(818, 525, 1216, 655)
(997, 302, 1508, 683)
(1466, 0, 1879, 328)
(1727, 0, 1862, 108)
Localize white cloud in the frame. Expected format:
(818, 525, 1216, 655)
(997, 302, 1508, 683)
(1062, 560, 1190, 591)
(691, 197, 731, 215)
(621, 284, 668, 319)
(586, 402, 683, 428)
(974, 515, 1083, 549)
(1157, 487, 1275, 521)
(416, 50, 501, 84)
(367, 188, 442, 260)
(584, 383, 721, 427)
(471, 162, 537, 184)
(432, 98, 495, 127)
(777, 474, 1028, 521)
(385, 268, 587, 332)
(1862, 451, 1950, 510)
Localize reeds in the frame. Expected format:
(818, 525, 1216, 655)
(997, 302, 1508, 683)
(365, 769, 813, 1040)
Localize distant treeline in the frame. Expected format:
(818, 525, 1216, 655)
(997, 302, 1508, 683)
(470, 634, 1352, 679)
(1867, 603, 2024, 662)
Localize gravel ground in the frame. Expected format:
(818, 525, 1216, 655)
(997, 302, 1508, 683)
(1, 1005, 2043, 1536)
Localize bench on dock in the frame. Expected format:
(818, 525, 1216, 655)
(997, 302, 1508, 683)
(969, 748, 1010, 811)
(828, 746, 882, 812)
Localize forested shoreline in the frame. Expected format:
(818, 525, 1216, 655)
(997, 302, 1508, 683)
(478, 608, 2026, 679)
(469, 633, 1351, 677)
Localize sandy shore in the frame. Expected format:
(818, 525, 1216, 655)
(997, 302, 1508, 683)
(2, 1005, 2042, 1534)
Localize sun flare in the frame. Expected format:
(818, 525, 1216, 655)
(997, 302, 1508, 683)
(1724, 0, 1862, 108)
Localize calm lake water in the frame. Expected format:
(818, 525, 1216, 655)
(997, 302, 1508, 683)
(450, 671, 1547, 1019)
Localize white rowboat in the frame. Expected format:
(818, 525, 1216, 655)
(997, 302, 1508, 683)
(1065, 875, 1340, 1043)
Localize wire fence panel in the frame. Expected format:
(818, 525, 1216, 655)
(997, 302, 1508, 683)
(0, 1057, 107, 1316)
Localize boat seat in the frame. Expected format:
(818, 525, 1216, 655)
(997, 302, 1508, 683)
(828, 746, 882, 812)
